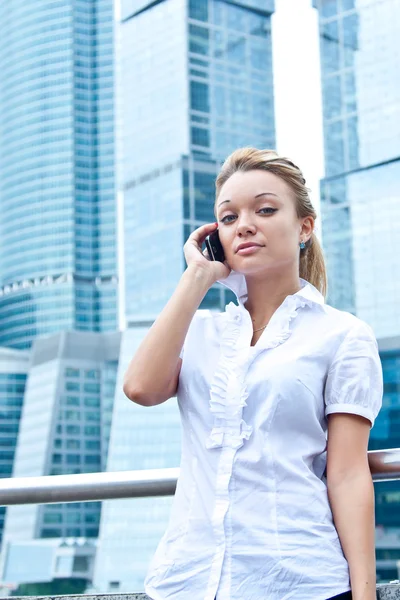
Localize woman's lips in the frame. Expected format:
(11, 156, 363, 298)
(236, 245, 263, 255)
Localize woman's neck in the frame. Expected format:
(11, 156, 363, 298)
(244, 272, 302, 330)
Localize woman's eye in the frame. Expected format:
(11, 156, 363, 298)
(220, 208, 277, 223)
(221, 215, 236, 223)
(259, 208, 277, 214)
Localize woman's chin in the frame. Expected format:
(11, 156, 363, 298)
(231, 260, 271, 276)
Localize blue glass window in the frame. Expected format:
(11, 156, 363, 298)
(190, 81, 210, 112)
(248, 13, 268, 37)
(189, 24, 210, 56)
(249, 38, 267, 70)
(320, 0, 338, 18)
(323, 75, 341, 118)
(226, 4, 246, 31)
(189, 0, 208, 22)
(321, 20, 340, 74)
(226, 34, 246, 63)
(191, 127, 210, 147)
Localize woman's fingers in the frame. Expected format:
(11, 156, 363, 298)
(188, 222, 217, 247)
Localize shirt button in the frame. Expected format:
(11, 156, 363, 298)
(234, 314, 241, 322)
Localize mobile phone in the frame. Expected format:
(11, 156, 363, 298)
(205, 229, 225, 263)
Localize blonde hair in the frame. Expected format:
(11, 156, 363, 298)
(215, 147, 327, 298)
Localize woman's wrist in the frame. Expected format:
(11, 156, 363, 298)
(184, 263, 216, 292)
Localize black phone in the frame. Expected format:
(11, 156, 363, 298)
(205, 229, 225, 263)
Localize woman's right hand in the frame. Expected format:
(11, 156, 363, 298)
(183, 222, 231, 285)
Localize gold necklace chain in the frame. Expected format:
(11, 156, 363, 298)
(253, 323, 268, 333)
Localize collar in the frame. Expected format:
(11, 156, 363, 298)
(216, 270, 325, 307)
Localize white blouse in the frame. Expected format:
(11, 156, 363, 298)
(144, 271, 383, 600)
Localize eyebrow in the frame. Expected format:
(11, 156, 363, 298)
(217, 192, 278, 208)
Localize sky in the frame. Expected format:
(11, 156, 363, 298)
(272, 0, 325, 229)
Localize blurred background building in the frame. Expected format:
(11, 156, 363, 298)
(0, 0, 118, 350)
(0, 0, 120, 593)
(94, 0, 277, 591)
(313, 0, 400, 581)
(0, 349, 29, 546)
(0, 331, 120, 590)
(315, 0, 400, 338)
(121, 0, 276, 321)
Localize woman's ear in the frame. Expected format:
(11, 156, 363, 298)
(301, 216, 314, 241)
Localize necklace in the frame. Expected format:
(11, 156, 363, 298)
(253, 323, 268, 333)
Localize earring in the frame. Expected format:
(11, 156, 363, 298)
(299, 240, 306, 249)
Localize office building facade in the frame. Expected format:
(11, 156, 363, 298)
(121, 0, 276, 322)
(94, 0, 277, 591)
(0, 331, 120, 586)
(0, 0, 118, 350)
(314, 0, 400, 338)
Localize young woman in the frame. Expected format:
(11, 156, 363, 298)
(123, 148, 383, 600)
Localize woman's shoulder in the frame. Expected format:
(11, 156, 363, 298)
(320, 303, 377, 344)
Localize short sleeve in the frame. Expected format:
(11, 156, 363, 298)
(179, 344, 185, 359)
(324, 320, 383, 428)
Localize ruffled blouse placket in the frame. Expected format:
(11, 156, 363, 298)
(204, 295, 314, 600)
(204, 300, 253, 599)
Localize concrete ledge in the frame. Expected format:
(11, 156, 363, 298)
(3, 586, 400, 600)
(377, 583, 400, 599)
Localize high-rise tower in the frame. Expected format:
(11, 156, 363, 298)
(0, 0, 118, 349)
(314, 0, 400, 337)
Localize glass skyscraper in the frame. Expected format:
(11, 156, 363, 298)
(94, 0, 276, 591)
(0, 0, 118, 350)
(0, 331, 120, 586)
(0, 348, 29, 547)
(314, 0, 400, 338)
(314, 0, 400, 582)
(0, 0, 120, 588)
(122, 0, 276, 323)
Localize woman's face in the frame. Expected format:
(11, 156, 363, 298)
(215, 169, 313, 276)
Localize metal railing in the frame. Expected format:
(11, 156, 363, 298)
(0, 448, 399, 506)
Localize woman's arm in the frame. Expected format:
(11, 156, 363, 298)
(326, 412, 376, 600)
(123, 264, 213, 406)
(123, 221, 230, 407)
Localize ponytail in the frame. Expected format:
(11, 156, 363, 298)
(300, 233, 327, 298)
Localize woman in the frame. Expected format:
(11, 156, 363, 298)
(123, 148, 383, 600)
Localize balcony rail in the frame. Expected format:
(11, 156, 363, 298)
(0, 449, 399, 506)
(6, 588, 400, 600)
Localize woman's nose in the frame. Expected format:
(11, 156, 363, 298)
(236, 218, 256, 235)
